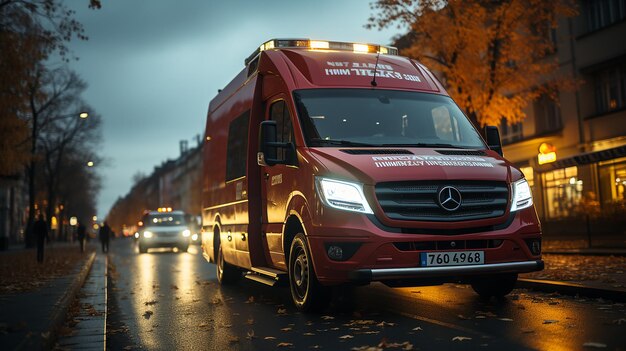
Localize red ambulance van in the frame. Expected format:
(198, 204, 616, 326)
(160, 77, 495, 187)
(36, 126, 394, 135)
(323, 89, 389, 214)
(201, 39, 543, 311)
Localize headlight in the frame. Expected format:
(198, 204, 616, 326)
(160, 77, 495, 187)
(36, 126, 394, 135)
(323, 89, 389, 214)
(315, 177, 373, 214)
(191, 233, 198, 241)
(143, 231, 153, 238)
(511, 179, 533, 212)
(182, 229, 191, 237)
(134, 232, 139, 239)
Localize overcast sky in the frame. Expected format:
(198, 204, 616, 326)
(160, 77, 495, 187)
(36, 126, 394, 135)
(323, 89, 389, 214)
(63, 1, 400, 218)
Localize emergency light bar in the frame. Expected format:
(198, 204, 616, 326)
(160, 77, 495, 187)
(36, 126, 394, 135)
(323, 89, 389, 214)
(244, 38, 398, 65)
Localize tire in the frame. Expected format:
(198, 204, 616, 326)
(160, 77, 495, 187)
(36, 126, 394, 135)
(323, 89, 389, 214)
(138, 244, 147, 254)
(288, 233, 330, 312)
(216, 244, 240, 284)
(471, 273, 518, 298)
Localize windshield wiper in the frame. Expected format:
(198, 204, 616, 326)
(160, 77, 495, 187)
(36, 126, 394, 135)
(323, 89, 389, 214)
(379, 143, 471, 149)
(310, 138, 377, 147)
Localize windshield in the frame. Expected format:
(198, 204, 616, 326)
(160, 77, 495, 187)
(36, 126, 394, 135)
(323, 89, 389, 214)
(144, 214, 186, 227)
(293, 89, 485, 149)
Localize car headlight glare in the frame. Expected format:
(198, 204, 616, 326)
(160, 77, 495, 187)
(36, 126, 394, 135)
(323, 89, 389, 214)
(511, 179, 533, 212)
(182, 229, 191, 237)
(143, 231, 153, 238)
(315, 177, 373, 214)
(191, 233, 198, 241)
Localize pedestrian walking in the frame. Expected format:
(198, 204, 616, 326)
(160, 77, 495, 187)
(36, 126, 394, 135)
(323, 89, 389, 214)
(34, 213, 49, 263)
(77, 222, 86, 253)
(99, 221, 111, 253)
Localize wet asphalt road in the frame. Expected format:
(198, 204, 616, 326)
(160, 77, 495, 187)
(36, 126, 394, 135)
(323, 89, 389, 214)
(105, 239, 626, 350)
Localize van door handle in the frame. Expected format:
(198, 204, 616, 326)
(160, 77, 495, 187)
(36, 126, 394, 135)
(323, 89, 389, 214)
(227, 234, 232, 242)
(241, 234, 246, 241)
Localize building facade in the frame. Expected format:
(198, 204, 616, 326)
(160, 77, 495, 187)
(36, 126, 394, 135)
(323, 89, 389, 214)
(502, 0, 626, 236)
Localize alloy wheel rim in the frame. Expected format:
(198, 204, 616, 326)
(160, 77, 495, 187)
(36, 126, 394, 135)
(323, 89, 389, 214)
(292, 247, 309, 299)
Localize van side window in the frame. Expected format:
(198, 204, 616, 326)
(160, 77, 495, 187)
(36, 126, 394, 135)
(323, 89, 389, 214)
(269, 100, 295, 162)
(226, 111, 250, 181)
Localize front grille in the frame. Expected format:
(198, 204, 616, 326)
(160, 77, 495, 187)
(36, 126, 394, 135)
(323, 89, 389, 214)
(393, 239, 503, 251)
(375, 181, 509, 222)
(155, 231, 178, 238)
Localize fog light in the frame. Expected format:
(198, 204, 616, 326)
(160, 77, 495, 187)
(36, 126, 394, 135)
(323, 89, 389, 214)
(531, 240, 541, 255)
(327, 245, 343, 261)
(525, 239, 541, 255)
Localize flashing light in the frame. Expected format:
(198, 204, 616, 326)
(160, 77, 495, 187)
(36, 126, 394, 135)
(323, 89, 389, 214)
(310, 40, 329, 49)
(245, 39, 398, 65)
(157, 207, 173, 213)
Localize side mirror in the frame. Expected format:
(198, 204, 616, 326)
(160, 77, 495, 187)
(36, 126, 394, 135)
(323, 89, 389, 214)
(484, 126, 503, 156)
(258, 120, 280, 166)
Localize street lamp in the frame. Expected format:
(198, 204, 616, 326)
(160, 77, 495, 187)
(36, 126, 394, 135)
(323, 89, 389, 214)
(26, 110, 91, 248)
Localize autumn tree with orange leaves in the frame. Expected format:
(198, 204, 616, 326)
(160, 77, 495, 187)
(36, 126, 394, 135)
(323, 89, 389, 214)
(368, 0, 578, 127)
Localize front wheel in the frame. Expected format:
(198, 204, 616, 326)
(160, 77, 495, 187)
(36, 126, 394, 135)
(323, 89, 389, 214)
(471, 273, 518, 298)
(288, 233, 330, 312)
(216, 244, 240, 284)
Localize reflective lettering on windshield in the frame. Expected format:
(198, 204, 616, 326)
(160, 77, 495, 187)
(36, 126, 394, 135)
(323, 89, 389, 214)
(323, 61, 421, 82)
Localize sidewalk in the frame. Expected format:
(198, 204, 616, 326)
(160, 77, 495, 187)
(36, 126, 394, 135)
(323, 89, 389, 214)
(0, 245, 96, 350)
(518, 239, 626, 302)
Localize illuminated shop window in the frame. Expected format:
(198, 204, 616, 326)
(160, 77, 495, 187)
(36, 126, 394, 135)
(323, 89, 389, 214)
(543, 166, 582, 219)
(519, 166, 535, 188)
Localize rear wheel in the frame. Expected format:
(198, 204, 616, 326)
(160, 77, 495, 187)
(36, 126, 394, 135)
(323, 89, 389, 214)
(471, 273, 518, 298)
(288, 233, 330, 312)
(217, 244, 240, 284)
(138, 243, 147, 254)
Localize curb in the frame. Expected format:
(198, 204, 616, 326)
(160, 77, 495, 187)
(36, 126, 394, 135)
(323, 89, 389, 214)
(543, 250, 626, 256)
(517, 278, 626, 302)
(20, 252, 97, 350)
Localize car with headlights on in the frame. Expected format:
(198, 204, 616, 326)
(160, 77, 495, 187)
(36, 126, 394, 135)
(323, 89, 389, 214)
(138, 209, 191, 253)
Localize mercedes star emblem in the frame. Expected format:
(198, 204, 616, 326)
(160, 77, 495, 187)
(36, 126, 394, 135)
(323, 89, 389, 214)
(438, 186, 462, 211)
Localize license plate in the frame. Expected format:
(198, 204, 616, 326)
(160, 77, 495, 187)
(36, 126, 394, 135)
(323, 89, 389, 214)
(420, 251, 484, 267)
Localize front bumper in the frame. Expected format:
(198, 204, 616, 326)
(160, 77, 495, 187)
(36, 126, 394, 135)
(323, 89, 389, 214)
(349, 259, 544, 283)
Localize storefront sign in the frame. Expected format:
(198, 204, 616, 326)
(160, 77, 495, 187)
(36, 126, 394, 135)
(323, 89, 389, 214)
(538, 143, 557, 165)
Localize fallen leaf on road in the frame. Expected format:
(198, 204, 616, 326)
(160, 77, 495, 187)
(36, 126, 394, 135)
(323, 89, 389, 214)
(198, 323, 208, 328)
(264, 336, 276, 340)
(245, 296, 255, 304)
(321, 315, 335, 320)
(221, 323, 232, 328)
(143, 311, 153, 319)
(339, 335, 354, 339)
(246, 330, 256, 339)
(228, 335, 239, 343)
(521, 329, 535, 334)
(583, 342, 607, 348)
(303, 332, 316, 336)
(211, 298, 222, 305)
(277, 308, 287, 314)
(457, 314, 470, 320)
(543, 320, 559, 324)
(412, 327, 423, 331)
(41, 331, 50, 339)
(277, 342, 293, 347)
(613, 318, 626, 325)
(144, 300, 158, 306)
(499, 318, 514, 322)
(246, 318, 254, 325)
(360, 331, 380, 335)
(376, 321, 396, 327)
(452, 336, 472, 341)
(281, 327, 292, 332)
